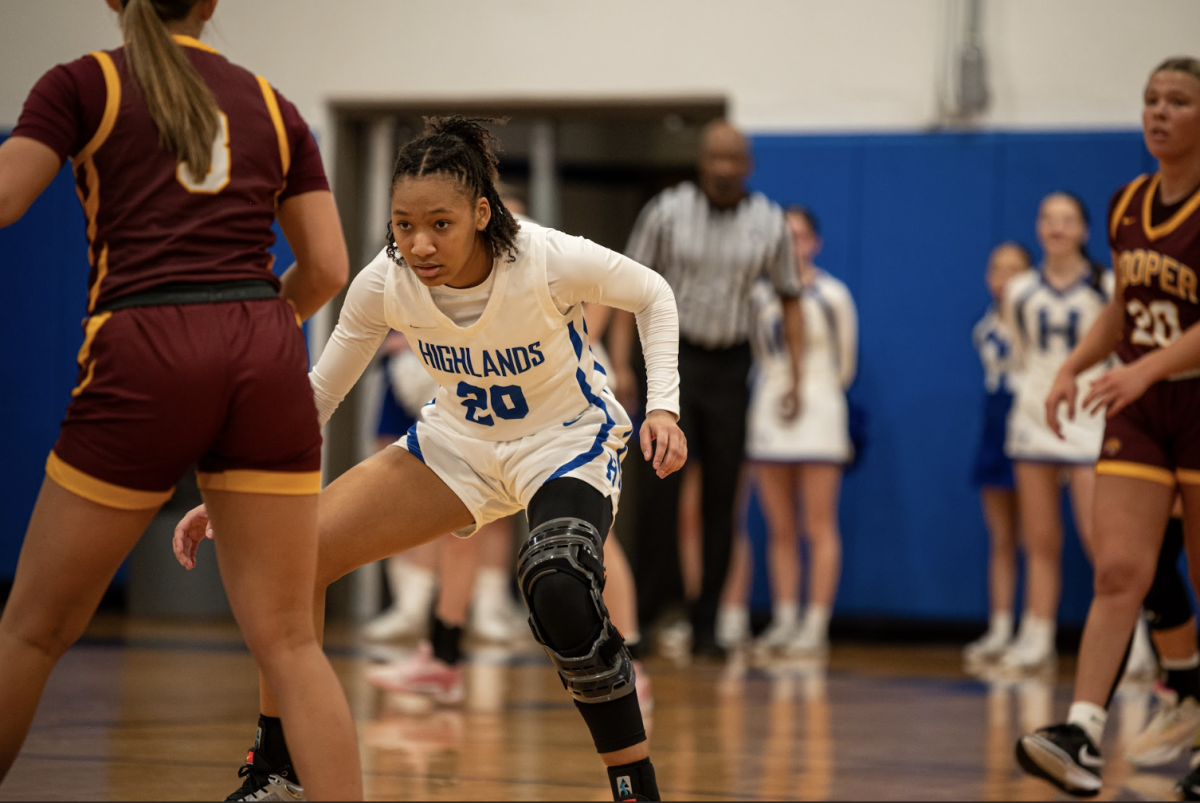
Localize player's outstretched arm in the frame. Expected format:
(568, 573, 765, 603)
(0, 136, 62, 229)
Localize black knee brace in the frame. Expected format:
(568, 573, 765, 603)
(517, 516, 635, 703)
(1145, 518, 1193, 632)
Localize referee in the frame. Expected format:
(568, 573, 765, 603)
(611, 120, 803, 657)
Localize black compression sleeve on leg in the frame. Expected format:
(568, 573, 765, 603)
(576, 691, 647, 754)
(255, 714, 297, 782)
(1145, 517, 1191, 631)
(608, 757, 660, 801)
(430, 616, 464, 666)
(528, 477, 613, 538)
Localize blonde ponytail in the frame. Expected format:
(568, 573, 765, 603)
(122, 0, 219, 182)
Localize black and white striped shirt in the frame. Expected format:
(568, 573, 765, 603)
(625, 181, 800, 349)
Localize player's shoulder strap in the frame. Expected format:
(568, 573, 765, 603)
(1109, 174, 1150, 240)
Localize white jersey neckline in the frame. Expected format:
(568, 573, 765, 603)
(410, 253, 512, 336)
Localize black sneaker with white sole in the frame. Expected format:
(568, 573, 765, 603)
(225, 749, 305, 802)
(1175, 752, 1200, 801)
(1015, 723, 1103, 797)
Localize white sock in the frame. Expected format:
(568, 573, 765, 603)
(718, 605, 748, 625)
(803, 605, 832, 638)
(1160, 652, 1200, 671)
(772, 601, 799, 630)
(1068, 701, 1107, 747)
(392, 560, 436, 616)
(1019, 615, 1055, 652)
(988, 610, 1014, 641)
(473, 567, 514, 611)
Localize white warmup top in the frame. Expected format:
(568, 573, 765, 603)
(972, 305, 1020, 396)
(311, 223, 680, 440)
(746, 272, 858, 463)
(750, 271, 857, 392)
(1003, 267, 1114, 461)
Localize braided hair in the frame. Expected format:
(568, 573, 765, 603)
(386, 116, 520, 266)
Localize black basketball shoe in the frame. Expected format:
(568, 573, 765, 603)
(1175, 752, 1200, 800)
(1015, 723, 1103, 797)
(225, 748, 305, 802)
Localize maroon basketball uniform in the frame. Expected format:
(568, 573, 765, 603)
(1095, 174, 1200, 487)
(13, 36, 329, 507)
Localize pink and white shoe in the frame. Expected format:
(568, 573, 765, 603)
(365, 642, 465, 706)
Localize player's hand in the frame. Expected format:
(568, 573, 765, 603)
(1044, 367, 1078, 440)
(173, 503, 214, 570)
(778, 382, 801, 422)
(1082, 361, 1153, 420)
(640, 409, 687, 478)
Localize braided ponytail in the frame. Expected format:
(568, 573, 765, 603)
(385, 116, 520, 265)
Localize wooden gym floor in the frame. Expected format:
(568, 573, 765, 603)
(0, 615, 1182, 801)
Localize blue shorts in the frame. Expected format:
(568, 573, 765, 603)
(377, 380, 415, 440)
(972, 390, 1015, 490)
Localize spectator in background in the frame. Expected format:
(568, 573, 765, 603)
(610, 120, 804, 657)
(963, 242, 1033, 665)
(716, 206, 857, 656)
(999, 192, 1117, 673)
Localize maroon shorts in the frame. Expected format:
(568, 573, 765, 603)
(48, 298, 322, 509)
(1095, 376, 1200, 488)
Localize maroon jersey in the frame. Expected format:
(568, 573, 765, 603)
(13, 35, 328, 313)
(1109, 174, 1200, 372)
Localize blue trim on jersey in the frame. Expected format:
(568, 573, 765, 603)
(405, 422, 425, 464)
(1012, 281, 1040, 346)
(548, 321, 615, 483)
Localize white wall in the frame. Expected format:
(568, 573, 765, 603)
(2, 0, 1198, 137)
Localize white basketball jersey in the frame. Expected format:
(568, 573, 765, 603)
(380, 225, 613, 442)
(749, 271, 855, 392)
(1005, 268, 1113, 404)
(972, 307, 1018, 395)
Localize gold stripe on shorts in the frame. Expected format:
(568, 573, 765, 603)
(1095, 459, 1176, 488)
(197, 469, 321, 495)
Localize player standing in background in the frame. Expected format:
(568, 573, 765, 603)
(0, 0, 362, 797)
(610, 120, 804, 658)
(174, 117, 683, 801)
(963, 242, 1032, 664)
(999, 191, 1115, 673)
(1016, 56, 1200, 798)
(734, 206, 857, 656)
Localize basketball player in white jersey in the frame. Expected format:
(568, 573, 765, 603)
(740, 206, 857, 655)
(174, 117, 682, 802)
(963, 242, 1032, 664)
(1000, 192, 1114, 672)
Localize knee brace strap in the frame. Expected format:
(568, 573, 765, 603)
(517, 517, 634, 704)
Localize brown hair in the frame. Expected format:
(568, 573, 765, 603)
(1152, 56, 1200, 84)
(121, 0, 220, 182)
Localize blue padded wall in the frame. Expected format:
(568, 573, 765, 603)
(0, 129, 1158, 629)
(746, 129, 1156, 625)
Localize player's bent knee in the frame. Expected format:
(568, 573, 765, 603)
(517, 516, 635, 704)
(0, 615, 81, 663)
(1093, 558, 1153, 598)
